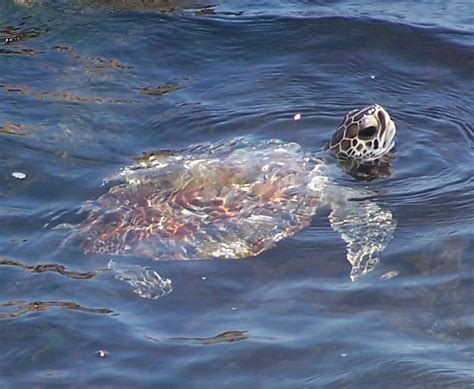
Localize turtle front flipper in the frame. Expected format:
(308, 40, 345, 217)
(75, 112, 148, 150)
(325, 186, 396, 281)
(107, 260, 172, 300)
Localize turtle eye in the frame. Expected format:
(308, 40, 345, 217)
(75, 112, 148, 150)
(358, 126, 377, 139)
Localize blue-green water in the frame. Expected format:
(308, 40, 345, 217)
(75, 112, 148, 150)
(0, 0, 473, 386)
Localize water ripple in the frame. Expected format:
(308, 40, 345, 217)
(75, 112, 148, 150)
(0, 300, 113, 319)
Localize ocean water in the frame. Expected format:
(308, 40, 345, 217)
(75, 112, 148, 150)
(0, 0, 473, 387)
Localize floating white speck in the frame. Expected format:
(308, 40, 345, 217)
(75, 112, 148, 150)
(12, 172, 26, 180)
(201, 276, 207, 281)
(95, 350, 109, 358)
(341, 353, 348, 358)
(231, 307, 237, 311)
(380, 270, 399, 280)
(294, 113, 302, 121)
(370, 75, 376, 80)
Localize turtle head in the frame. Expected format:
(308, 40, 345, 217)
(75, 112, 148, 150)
(328, 104, 396, 162)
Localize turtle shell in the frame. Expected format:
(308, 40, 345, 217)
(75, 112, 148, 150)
(74, 137, 328, 259)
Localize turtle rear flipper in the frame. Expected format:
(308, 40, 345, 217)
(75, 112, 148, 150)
(107, 260, 172, 300)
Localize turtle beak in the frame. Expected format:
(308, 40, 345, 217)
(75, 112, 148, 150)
(383, 120, 396, 153)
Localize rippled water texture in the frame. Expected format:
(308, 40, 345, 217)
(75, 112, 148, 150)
(1, 0, 473, 386)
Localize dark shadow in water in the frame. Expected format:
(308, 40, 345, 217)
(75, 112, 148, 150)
(0, 123, 31, 136)
(0, 84, 138, 105)
(51, 45, 133, 71)
(0, 21, 48, 56)
(0, 257, 106, 280)
(81, 0, 211, 13)
(139, 84, 180, 97)
(0, 47, 42, 55)
(339, 152, 396, 182)
(167, 330, 250, 345)
(0, 300, 113, 319)
(1, 24, 44, 44)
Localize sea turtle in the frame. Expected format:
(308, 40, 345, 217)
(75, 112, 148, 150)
(69, 104, 397, 299)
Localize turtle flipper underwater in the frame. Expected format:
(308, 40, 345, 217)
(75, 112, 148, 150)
(324, 185, 395, 281)
(69, 104, 397, 299)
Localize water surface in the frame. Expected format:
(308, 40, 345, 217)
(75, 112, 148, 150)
(0, 0, 473, 386)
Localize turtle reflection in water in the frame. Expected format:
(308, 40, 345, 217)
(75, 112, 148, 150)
(71, 104, 397, 299)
